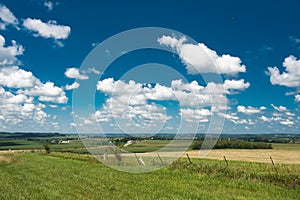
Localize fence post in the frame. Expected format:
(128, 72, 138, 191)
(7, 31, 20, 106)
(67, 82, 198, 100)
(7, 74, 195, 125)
(186, 153, 192, 165)
(223, 155, 228, 166)
(134, 153, 141, 165)
(157, 153, 164, 165)
(270, 156, 277, 173)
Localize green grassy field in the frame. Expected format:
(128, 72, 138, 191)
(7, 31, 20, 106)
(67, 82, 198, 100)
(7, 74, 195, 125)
(123, 139, 300, 152)
(123, 140, 185, 153)
(272, 143, 300, 150)
(0, 153, 299, 200)
(0, 139, 46, 150)
(0, 139, 85, 151)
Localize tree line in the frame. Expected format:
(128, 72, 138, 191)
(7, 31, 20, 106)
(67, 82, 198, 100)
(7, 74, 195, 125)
(191, 139, 272, 150)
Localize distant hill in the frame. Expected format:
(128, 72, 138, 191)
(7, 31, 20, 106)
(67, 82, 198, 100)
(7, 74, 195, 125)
(0, 132, 299, 142)
(0, 132, 65, 139)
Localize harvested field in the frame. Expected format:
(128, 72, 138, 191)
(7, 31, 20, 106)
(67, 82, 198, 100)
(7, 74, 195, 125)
(186, 149, 300, 164)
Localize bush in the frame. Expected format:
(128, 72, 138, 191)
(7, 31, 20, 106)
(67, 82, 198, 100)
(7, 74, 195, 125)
(44, 144, 51, 154)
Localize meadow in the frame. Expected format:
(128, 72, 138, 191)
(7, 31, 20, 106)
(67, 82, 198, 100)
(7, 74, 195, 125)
(1, 133, 299, 199)
(0, 152, 299, 200)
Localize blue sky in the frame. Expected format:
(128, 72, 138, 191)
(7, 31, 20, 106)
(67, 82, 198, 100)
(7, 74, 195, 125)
(0, 0, 299, 134)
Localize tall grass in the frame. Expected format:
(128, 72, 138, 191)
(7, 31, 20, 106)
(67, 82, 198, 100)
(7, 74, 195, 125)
(169, 158, 300, 187)
(50, 152, 299, 187)
(0, 153, 299, 200)
(0, 152, 16, 163)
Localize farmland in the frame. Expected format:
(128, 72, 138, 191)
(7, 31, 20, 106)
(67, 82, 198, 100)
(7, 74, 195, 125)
(1, 132, 300, 199)
(1, 132, 300, 164)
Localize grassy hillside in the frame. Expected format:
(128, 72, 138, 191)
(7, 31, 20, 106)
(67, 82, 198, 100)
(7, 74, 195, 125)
(0, 153, 299, 200)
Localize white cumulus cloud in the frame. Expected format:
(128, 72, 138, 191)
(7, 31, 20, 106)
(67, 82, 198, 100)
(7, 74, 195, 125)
(295, 94, 300, 102)
(219, 112, 255, 125)
(145, 84, 176, 101)
(223, 79, 250, 90)
(96, 77, 251, 116)
(237, 105, 266, 115)
(23, 18, 71, 40)
(87, 67, 100, 75)
(259, 104, 296, 126)
(218, 112, 239, 121)
(271, 104, 288, 112)
(95, 77, 253, 127)
(268, 55, 300, 88)
(0, 86, 50, 125)
(96, 79, 172, 128)
(0, 86, 32, 105)
(65, 68, 88, 80)
(268, 55, 300, 102)
(0, 66, 39, 88)
(65, 82, 80, 90)
(279, 120, 294, 125)
(260, 115, 273, 122)
(0, 4, 18, 29)
(0, 66, 67, 104)
(44, 1, 54, 11)
(158, 35, 246, 75)
(18, 82, 67, 104)
(0, 35, 24, 65)
(180, 108, 211, 122)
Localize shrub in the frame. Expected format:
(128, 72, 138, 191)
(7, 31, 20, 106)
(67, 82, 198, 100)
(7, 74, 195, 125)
(44, 144, 51, 154)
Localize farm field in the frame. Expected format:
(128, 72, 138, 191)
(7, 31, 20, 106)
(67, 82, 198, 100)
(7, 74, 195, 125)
(272, 143, 300, 150)
(202, 142, 300, 164)
(122, 139, 187, 153)
(0, 153, 299, 200)
(0, 139, 84, 150)
(186, 149, 300, 164)
(1, 137, 300, 164)
(0, 133, 86, 153)
(187, 140, 300, 164)
(122, 139, 300, 164)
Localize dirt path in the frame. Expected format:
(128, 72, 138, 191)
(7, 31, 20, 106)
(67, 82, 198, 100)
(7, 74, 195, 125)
(0, 149, 43, 154)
